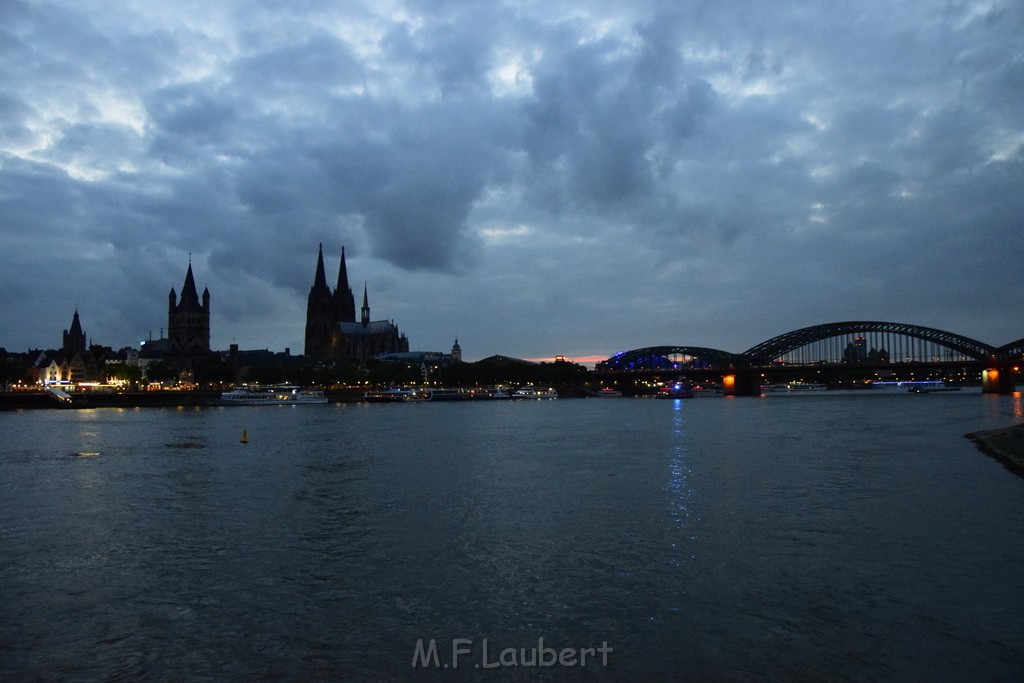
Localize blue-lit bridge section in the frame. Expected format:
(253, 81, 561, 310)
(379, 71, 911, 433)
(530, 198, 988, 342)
(598, 346, 740, 372)
(596, 321, 1021, 395)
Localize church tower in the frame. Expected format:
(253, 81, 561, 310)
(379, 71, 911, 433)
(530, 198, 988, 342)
(168, 260, 210, 353)
(360, 283, 370, 325)
(62, 310, 87, 356)
(304, 244, 335, 359)
(333, 246, 356, 323)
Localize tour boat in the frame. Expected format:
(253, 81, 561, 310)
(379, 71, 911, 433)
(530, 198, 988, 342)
(765, 382, 828, 392)
(656, 384, 694, 399)
(907, 381, 961, 393)
(212, 385, 328, 406)
(593, 387, 623, 397)
(511, 387, 558, 399)
(364, 388, 429, 402)
(365, 387, 511, 402)
(425, 387, 511, 401)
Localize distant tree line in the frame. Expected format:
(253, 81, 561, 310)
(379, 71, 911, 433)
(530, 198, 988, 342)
(434, 358, 588, 388)
(0, 347, 591, 391)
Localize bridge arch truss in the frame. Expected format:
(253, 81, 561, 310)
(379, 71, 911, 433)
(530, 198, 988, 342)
(598, 346, 739, 372)
(741, 321, 997, 366)
(999, 338, 1024, 361)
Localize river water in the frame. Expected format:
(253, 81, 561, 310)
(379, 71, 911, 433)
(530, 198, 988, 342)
(2, 391, 1023, 680)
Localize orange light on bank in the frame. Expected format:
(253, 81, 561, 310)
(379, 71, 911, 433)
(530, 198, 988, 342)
(723, 374, 736, 389)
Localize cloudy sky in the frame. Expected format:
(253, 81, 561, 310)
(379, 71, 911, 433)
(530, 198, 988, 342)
(2, 0, 1022, 363)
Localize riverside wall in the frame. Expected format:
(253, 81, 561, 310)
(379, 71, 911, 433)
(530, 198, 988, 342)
(966, 424, 1024, 478)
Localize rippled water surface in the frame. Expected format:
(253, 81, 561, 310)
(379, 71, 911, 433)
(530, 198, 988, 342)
(2, 392, 1023, 680)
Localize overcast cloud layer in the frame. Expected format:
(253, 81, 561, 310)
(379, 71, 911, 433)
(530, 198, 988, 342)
(1, 0, 1022, 361)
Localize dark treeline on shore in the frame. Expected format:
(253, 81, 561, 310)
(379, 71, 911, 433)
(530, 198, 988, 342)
(0, 347, 590, 393)
(242, 356, 590, 389)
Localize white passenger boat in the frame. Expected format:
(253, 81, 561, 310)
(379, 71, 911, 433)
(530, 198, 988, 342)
(765, 382, 828, 392)
(907, 381, 961, 393)
(364, 388, 429, 402)
(212, 385, 328, 406)
(365, 387, 510, 402)
(656, 383, 694, 399)
(511, 387, 558, 399)
(426, 387, 511, 401)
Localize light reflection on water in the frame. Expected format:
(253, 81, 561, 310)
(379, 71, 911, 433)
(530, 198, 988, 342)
(665, 399, 693, 568)
(1, 393, 1023, 680)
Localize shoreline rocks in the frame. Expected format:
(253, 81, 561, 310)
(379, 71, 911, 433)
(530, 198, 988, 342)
(966, 424, 1024, 478)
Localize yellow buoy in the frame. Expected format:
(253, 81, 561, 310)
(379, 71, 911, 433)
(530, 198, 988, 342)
(241, 429, 249, 444)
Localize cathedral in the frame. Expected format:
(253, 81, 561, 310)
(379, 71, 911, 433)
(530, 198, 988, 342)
(168, 260, 210, 353)
(304, 245, 408, 364)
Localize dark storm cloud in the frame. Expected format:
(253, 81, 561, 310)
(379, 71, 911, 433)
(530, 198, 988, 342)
(1, 0, 1022, 356)
(234, 33, 364, 91)
(381, 6, 498, 96)
(146, 85, 239, 146)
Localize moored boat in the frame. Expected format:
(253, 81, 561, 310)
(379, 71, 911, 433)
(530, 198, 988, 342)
(511, 386, 558, 399)
(426, 387, 511, 401)
(656, 383, 694, 399)
(907, 381, 961, 393)
(212, 385, 328, 406)
(364, 388, 429, 402)
(365, 387, 511, 402)
(764, 382, 828, 392)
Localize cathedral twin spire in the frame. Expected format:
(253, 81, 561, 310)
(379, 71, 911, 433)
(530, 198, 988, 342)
(309, 243, 360, 323)
(304, 243, 408, 363)
(361, 281, 370, 325)
(305, 244, 368, 359)
(311, 243, 329, 292)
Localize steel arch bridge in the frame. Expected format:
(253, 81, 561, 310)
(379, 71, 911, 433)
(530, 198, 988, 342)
(741, 321, 998, 366)
(596, 321, 1020, 395)
(599, 321, 1015, 371)
(999, 338, 1024, 360)
(599, 346, 740, 372)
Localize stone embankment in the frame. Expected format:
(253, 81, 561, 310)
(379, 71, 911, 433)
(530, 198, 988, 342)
(966, 424, 1024, 478)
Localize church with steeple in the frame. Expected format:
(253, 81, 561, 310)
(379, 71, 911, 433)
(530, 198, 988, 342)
(63, 310, 87, 357)
(168, 259, 210, 353)
(304, 245, 408, 364)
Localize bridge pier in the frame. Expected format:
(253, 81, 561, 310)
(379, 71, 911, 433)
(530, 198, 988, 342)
(722, 370, 761, 397)
(981, 366, 1016, 394)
